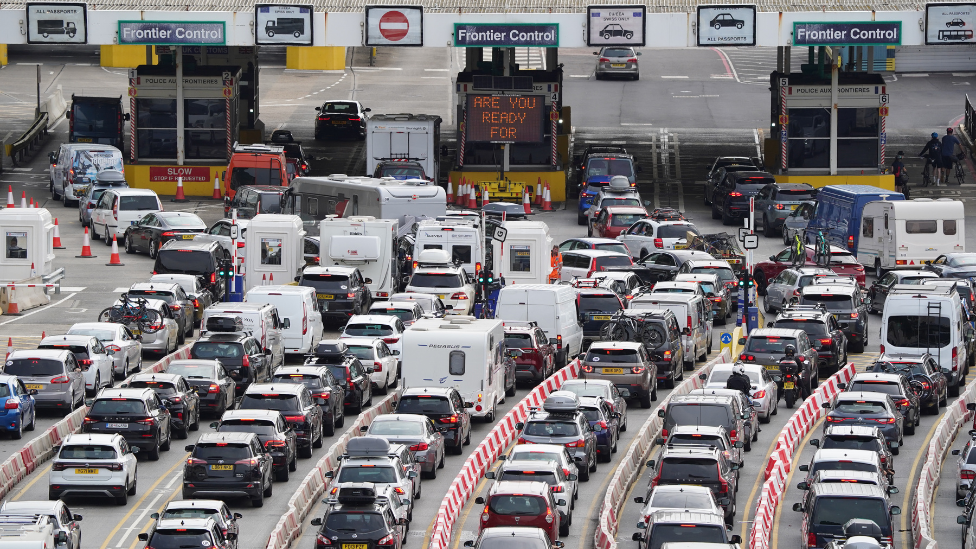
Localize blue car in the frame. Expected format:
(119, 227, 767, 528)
(0, 374, 36, 439)
(578, 395, 619, 463)
(578, 176, 613, 225)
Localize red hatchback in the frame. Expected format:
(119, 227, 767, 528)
(503, 322, 557, 385)
(754, 245, 866, 293)
(476, 481, 563, 542)
(591, 206, 648, 239)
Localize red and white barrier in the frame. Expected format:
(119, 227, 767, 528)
(592, 350, 731, 549)
(749, 362, 857, 549)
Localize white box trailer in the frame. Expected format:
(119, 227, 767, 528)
(414, 219, 484, 277)
(243, 214, 306, 293)
(319, 216, 399, 299)
(490, 220, 552, 286)
(366, 114, 441, 183)
(401, 317, 507, 421)
(857, 198, 965, 272)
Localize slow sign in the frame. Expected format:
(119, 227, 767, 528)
(466, 94, 544, 143)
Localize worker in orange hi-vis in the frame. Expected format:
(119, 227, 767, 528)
(549, 245, 562, 283)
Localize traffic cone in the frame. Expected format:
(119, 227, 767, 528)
(212, 176, 222, 200)
(76, 227, 96, 258)
(542, 184, 554, 211)
(446, 176, 454, 205)
(268, 273, 274, 284)
(172, 177, 189, 203)
(41, 331, 45, 339)
(29, 198, 34, 208)
(105, 235, 125, 266)
(481, 186, 489, 208)
(6, 289, 19, 315)
(30, 263, 36, 277)
(52, 218, 65, 249)
(467, 184, 477, 209)
(534, 177, 544, 206)
(261, 274, 267, 286)
(6, 186, 13, 208)
(457, 179, 466, 206)
(522, 188, 532, 215)
(5, 338, 12, 359)
(20, 192, 26, 209)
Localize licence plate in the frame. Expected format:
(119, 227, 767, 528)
(25, 384, 43, 391)
(790, 204, 798, 210)
(611, 63, 626, 68)
(106, 423, 128, 429)
(74, 468, 99, 474)
(317, 294, 335, 300)
(784, 382, 795, 389)
(592, 315, 612, 321)
(211, 465, 234, 471)
(333, 121, 349, 125)
(181, 234, 194, 240)
(675, 244, 688, 250)
(764, 365, 780, 371)
(602, 367, 625, 375)
(76, 138, 93, 143)
(438, 294, 447, 299)
(343, 545, 367, 549)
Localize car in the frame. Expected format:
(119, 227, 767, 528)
(50, 144, 124, 205)
(481, 202, 529, 220)
(800, 283, 870, 353)
(340, 315, 405, 357)
(139, 516, 235, 549)
(615, 309, 685, 389)
(190, 331, 272, 394)
(633, 485, 723, 525)
(238, 383, 324, 458)
(560, 249, 634, 282)
(710, 12, 745, 28)
(559, 237, 630, 256)
(327, 437, 419, 519)
(464, 526, 564, 549)
(0, 500, 82, 549)
(306, 340, 373, 412)
(149, 500, 242, 548)
(798, 470, 896, 494)
(109, 298, 180, 356)
(643, 445, 739, 526)
(754, 245, 867, 293)
(503, 322, 557, 385)
(394, 386, 472, 455)
(845, 371, 921, 435)
(222, 185, 286, 219)
(762, 267, 835, 313)
(270, 365, 346, 435)
(779, 200, 816, 244)
(591, 206, 648, 239)
(949, 17, 968, 27)
(0, 374, 36, 439)
(581, 341, 657, 408)
(269, 132, 313, 178)
(37, 335, 114, 396)
(126, 282, 195, 341)
(866, 353, 949, 415)
(573, 145, 637, 197)
(575, 285, 626, 346)
(183, 432, 274, 507)
(125, 372, 200, 438)
(166, 359, 236, 417)
(48, 433, 138, 505)
(770, 303, 848, 374)
(810, 424, 895, 483)
(404, 250, 476, 315)
(823, 391, 904, 452)
(504, 444, 581, 493)
(153, 239, 230, 302)
(123, 212, 207, 258)
(66, 323, 142, 380)
(739, 327, 819, 393)
(753, 183, 817, 236)
(591, 271, 645, 305)
(688, 386, 758, 445)
(90, 188, 163, 243)
(3, 350, 86, 412)
(584, 178, 642, 228)
(341, 336, 399, 393)
(310, 483, 407, 549)
(655, 424, 742, 474)
(300, 266, 373, 323)
(578, 176, 615, 225)
(368, 301, 425, 327)
(793, 483, 900, 549)
(798, 448, 886, 491)
(674, 273, 731, 324)
(594, 46, 641, 80)
(577, 396, 620, 463)
(636, 250, 715, 281)
(704, 161, 757, 206)
(616, 219, 701, 258)
(387, 292, 448, 318)
(314, 100, 369, 140)
(516, 392, 599, 480)
(475, 481, 563, 542)
(82, 387, 173, 460)
(660, 393, 749, 450)
(212, 409, 298, 482)
(485, 459, 577, 534)
(363, 414, 446, 478)
(372, 159, 428, 181)
(711, 171, 776, 225)
(148, 274, 214, 329)
(702, 363, 777, 423)
(867, 269, 941, 313)
(196, 218, 251, 260)
(558, 379, 628, 431)
(78, 169, 128, 228)
(924, 253, 976, 278)
(955, 435, 976, 498)
(676, 259, 738, 298)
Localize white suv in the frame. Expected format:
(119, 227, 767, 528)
(404, 249, 476, 315)
(340, 316, 405, 358)
(49, 433, 138, 505)
(90, 188, 162, 243)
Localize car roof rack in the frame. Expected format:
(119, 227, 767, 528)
(344, 436, 391, 457)
(781, 303, 828, 314)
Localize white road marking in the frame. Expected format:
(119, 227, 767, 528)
(661, 75, 689, 79)
(0, 293, 77, 325)
(164, 471, 181, 489)
(569, 74, 590, 78)
(425, 68, 449, 71)
(953, 73, 976, 76)
(113, 287, 130, 293)
(901, 73, 929, 77)
(115, 492, 165, 547)
(60, 287, 86, 292)
(422, 76, 448, 79)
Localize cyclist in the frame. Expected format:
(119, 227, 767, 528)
(892, 151, 908, 196)
(919, 132, 943, 186)
(942, 127, 962, 185)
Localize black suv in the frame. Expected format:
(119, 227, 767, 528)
(844, 372, 921, 436)
(573, 145, 638, 198)
(212, 409, 298, 482)
(271, 365, 346, 436)
(866, 354, 949, 415)
(793, 483, 900, 548)
(183, 432, 274, 507)
(771, 304, 847, 375)
(810, 425, 895, 483)
(239, 383, 324, 458)
(515, 392, 599, 481)
(83, 388, 173, 460)
(621, 310, 684, 389)
(704, 156, 757, 206)
(395, 387, 472, 455)
(310, 483, 406, 549)
(711, 171, 776, 225)
(644, 446, 739, 526)
(190, 333, 272, 394)
(305, 341, 373, 412)
(800, 283, 870, 353)
(300, 266, 372, 323)
(125, 372, 201, 438)
(153, 240, 230, 301)
(223, 185, 285, 219)
(576, 286, 625, 346)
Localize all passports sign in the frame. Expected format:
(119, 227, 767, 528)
(793, 21, 902, 46)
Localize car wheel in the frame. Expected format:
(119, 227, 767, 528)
(289, 454, 297, 472)
(160, 428, 171, 451)
(251, 491, 264, 507)
(589, 452, 597, 472)
(128, 476, 137, 495)
(875, 261, 883, 279)
(63, 190, 71, 207)
(711, 204, 721, 220)
(336, 407, 345, 428)
(149, 239, 158, 259)
(104, 226, 112, 246)
(640, 391, 652, 409)
(714, 23, 722, 30)
(276, 465, 289, 482)
(324, 411, 336, 436)
(190, 408, 199, 431)
(905, 412, 916, 435)
(665, 374, 675, 389)
(763, 216, 777, 237)
(891, 441, 900, 455)
(763, 297, 775, 314)
(26, 409, 35, 431)
(313, 423, 324, 448)
(148, 440, 160, 461)
(115, 490, 128, 506)
(754, 271, 767, 296)
(736, 22, 743, 29)
(11, 416, 22, 440)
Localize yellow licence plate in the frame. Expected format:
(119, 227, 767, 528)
(76, 138, 93, 143)
(592, 315, 612, 321)
(317, 294, 335, 300)
(25, 384, 43, 391)
(611, 63, 626, 68)
(764, 365, 780, 371)
(438, 294, 447, 299)
(333, 121, 349, 125)
(602, 367, 625, 375)
(75, 468, 99, 474)
(790, 204, 798, 210)
(343, 545, 367, 549)
(784, 382, 795, 389)
(181, 234, 195, 240)
(675, 244, 688, 250)
(210, 465, 234, 471)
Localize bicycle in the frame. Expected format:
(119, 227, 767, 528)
(790, 233, 805, 267)
(955, 153, 966, 185)
(98, 293, 163, 334)
(814, 230, 830, 267)
(920, 156, 936, 187)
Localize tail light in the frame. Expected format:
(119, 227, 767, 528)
(631, 366, 644, 374)
(210, 273, 217, 285)
(808, 533, 818, 547)
(208, 384, 219, 394)
(565, 439, 586, 448)
(113, 199, 118, 221)
(451, 292, 469, 300)
(106, 463, 123, 471)
(963, 470, 976, 480)
(775, 204, 785, 210)
(77, 359, 93, 366)
(346, 293, 356, 299)
(729, 429, 737, 442)
(235, 458, 260, 467)
(873, 418, 896, 424)
(563, 468, 571, 477)
(825, 416, 842, 423)
(599, 57, 610, 62)
(303, 302, 308, 335)
(186, 457, 207, 465)
(373, 361, 383, 372)
(51, 376, 70, 384)
(237, 241, 245, 248)
(347, 375, 355, 390)
(409, 442, 429, 451)
(313, 391, 331, 401)
(740, 354, 755, 361)
(557, 335, 563, 350)
(4, 401, 18, 409)
(879, 344, 885, 355)
(137, 418, 156, 426)
(481, 509, 491, 522)
(242, 354, 250, 369)
(170, 396, 182, 403)
(687, 315, 692, 328)
(954, 347, 960, 371)
(582, 365, 594, 373)
(106, 345, 121, 353)
(170, 305, 181, 311)
(517, 437, 530, 444)
(718, 474, 729, 494)
(83, 417, 96, 424)
(348, 117, 362, 122)
(847, 235, 854, 249)
(729, 192, 743, 197)
(285, 415, 307, 424)
(544, 508, 554, 524)
(377, 534, 395, 546)
(753, 390, 766, 399)
(661, 428, 668, 438)
(393, 487, 405, 495)
(586, 270, 594, 278)
(265, 440, 287, 449)
(894, 398, 911, 408)
(820, 339, 832, 347)
(597, 420, 608, 431)
(849, 312, 858, 319)
(316, 534, 332, 545)
(654, 238, 663, 249)
(649, 469, 661, 489)
(662, 350, 671, 362)
(627, 57, 637, 63)
(383, 337, 400, 344)
(161, 231, 178, 237)
(53, 462, 69, 471)
(551, 485, 564, 492)
(439, 415, 460, 424)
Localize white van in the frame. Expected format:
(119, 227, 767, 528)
(243, 214, 306, 293)
(90, 188, 162, 242)
(491, 221, 553, 285)
(200, 302, 285, 370)
(881, 283, 968, 395)
(494, 284, 584, 367)
(245, 285, 323, 355)
(401, 317, 507, 421)
(630, 293, 712, 368)
(50, 143, 124, 205)
(858, 198, 965, 274)
(414, 218, 484, 277)
(319, 216, 398, 298)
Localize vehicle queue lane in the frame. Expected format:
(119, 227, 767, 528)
(931, 391, 976, 547)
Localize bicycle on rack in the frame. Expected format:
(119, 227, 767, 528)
(814, 230, 830, 267)
(98, 293, 163, 334)
(790, 233, 806, 267)
(599, 310, 667, 348)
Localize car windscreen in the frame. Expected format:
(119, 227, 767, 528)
(581, 407, 605, 422)
(834, 400, 888, 414)
(509, 451, 563, 464)
(821, 436, 882, 452)
(488, 495, 546, 515)
(847, 381, 902, 396)
(343, 324, 394, 337)
(648, 490, 715, 511)
(160, 509, 220, 521)
(324, 512, 386, 534)
(659, 458, 719, 481)
(476, 538, 548, 549)
(690, 266, 735, 283)
(666, 404, 731, 427)
(610, 214, 646, 227)
(321, 102, 357, 113)
(594, 256, 633, 269)
(218, 419, 277, 436)
(602, 48, 634, 57)
(155, 250, 215, 275)
(159, 215, 204, 228)
(811, 497, 890, 529)
(59, 445, 118, 459)
(66, 328, 115, 341)
(396, 396, 452, 414)
(369, 420, 424, 436)
(499, 470, 558, 485)
(504, 333, 533, 348)
(811, 461, 878, 476)
(579, 294, 623, 313)
(800, 294, 854, 310)
(886, 315, 951, 348)
(37, 345, 90, 359)
(524, 420, 579, 437)
(710, 368, 762, 385)
(89, 398, 148, 415)
(409, 273, 463, 288)
(148, 530, 212, 549)
(600, 198, 641, 209)
(128, 380, 179, 397)
(336, 466, 397, 484)
(745, 336, 798, 353)
(594, 242, 630, 255)
(668, 434, 725, 449)
(167, 363, 216, 379)
(230, 168, 282, 188)
(127, 290, 176, 302)
(777, 189, 815, 200)
(191, 342, 243, 359)
(256, 194, 282, 214)
(586, 158, 634, 178)
(193, 444, 251, 460)
(559, 384, 610, 399)
(369, 308, 415, 321)
(301, 274, 349, 291)
(773, 319, 829, 336)
(951, 256, 976, 267)
(828, 253, 859, 266)
(647, 525, 726, 549)
(118, 195, 159, 211)
(658, 225, 700, 239)
(344, 346, 376, 362)
(240, 393, 300, 412)
(72, 103, 120, 137)
(381, 166, 425, 179)
(585, 348, 640, 363)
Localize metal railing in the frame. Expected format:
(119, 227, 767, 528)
(41, 268, 65, 295)
(966, 94, 975, 146)
(7, 112, 49, 168)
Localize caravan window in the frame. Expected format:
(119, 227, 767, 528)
(510, 245, 532, 272)
(449, 350, 465, 376)
(887, 315, 951, 348)
(862, 218, 873, 237)
(945, 220, 958, 235)
(905, 220, 937, 234)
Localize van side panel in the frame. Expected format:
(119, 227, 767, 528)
(807, 186, 904, 254)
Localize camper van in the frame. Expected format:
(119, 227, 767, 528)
(857, 198, 965, 276)
(319, 216, 399, 299)
(629, 294, 712, 369)
(223, 144, 289, 199)
(243, 214, 307, 293)
(804, 185, 904, 254)
(413, 218, 484, 277)
(495, 285, 584, 367)
(245, 285, 322, 355)
(365, 114, 442, 184)
(401, 317, 508, 421)
(490, 221, 553, 285)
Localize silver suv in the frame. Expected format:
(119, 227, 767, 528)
(581, 341, 657, 408)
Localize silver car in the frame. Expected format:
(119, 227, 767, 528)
(763, 267, 834, 313)
(388, 292, 447, 318)
(0, 500, 83, 549)
(38, 335, 114, 396)
(363, 414, 445, 478)
(127, 283, 194, 341)
(67, 322, 143, 379)
(78, 169, 127, 228)
(506, 444, 581, 497)
(3, 349, 85, 411)
(953, 434, 976, 497)
(633, 484, 722, 524)
(594, 46, 641, 80)
(109, 298, 180, 356)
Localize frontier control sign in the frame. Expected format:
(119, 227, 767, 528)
(118, 21, 226, 45)
(454, 23, 558, 47)
(793, 21, 902, 46)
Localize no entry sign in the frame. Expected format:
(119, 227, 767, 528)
(379, 11, 408, 41)
(365, 6, 423, 46)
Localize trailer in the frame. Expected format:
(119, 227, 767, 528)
(857, 198, 965, 272)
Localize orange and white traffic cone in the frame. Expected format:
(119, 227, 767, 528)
(20, 191, 27, 209)
(481, 187, 489, 208)
(106, 235, 125, 266)
(29, 198, 34, 208)
(41, 331, 45, 339)
(6, 289, 19, 315)
(76, 227, 96, 258)
(172, 177, 189, 203)
(268, 273, 274, 284)
(52, 218, 65, 249)
(446, 175, 454, 205)
(5, 338, 12, 359)
(457, 179, 466, 206)
(261, 274, 267, 286)
(212, 176, 222, 200)
(535, 177, 544, 206)
(467, 184, 477, 209)
(6, 186, 14, 208)
(30, 263, 36, 277)
(542, 184, 554, 211)
(522, 188, 532, 215)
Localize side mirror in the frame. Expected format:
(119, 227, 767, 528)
(959, 515, 970, 525)
(953, 449, 961, 455)
(738, 337, 746, 345)
(360, 425, 369, 433)
(632, 533, 644, 542)
(890, 506, 901, 515)
(185, 445, 195, 452)
(233, 513, 243, 519)
(324, 471, 334, 479)
(84, 398, 94, 407)
(210, 421, 219, 429)
(810, 439, 820, 447)
(682, 327, 691, 336)
(944, 368, 953, 375)
(150, 512, 160, 520)
(131, 446, 140, 454)
(475, 497, 485, 504)
(567, 474, 578, 481)
(363, 108, 371, 112)
(698, 373, 707, 381)
(464, 542, 475, 547)
(226, 534, 237, 541)
(821, 402, 831, 409)
(515, 422, 524, 430)
(890, 441, 899, 449)
(655, 437, 666, 445)
(73, 514, 83, 521)
(554, 542, 565, 548)
(29, 389, 37, 396)
(592, 51, 599, 55)
(310, 518, 322, 526)
(645, 460, 656, 469)
(56, 532, 68, 545)
(364, 278, 373, 284)
(106, 349, 116, 356)
(633, 496, 645, 504)
(137, 534, 149, 542)
(797, 481, 809, 490)
(315, 107, 321, 111)
(407, 470, 418, 478)
(731, 464, 740, 470)
(484, 471, 496, 479)
(958, 499, 968, 508)
(969, 403, 976, 412)
(766, 322, 774, 328)
(888, 486, 899, 495)
(657, 410, 665, 418)
(798, 464, 809, 471)
(792, 503, 803, 512)
(730, 535, 742, 545)
(282, 318, 291, 329)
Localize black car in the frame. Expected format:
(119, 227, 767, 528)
(166, 359, 236, 416)
(271, 365, 346, 436)
(183, 432, 274, 507)
(124, 212, 207, 258)
(372, 160, 428, 181)
(314, 100, 369, 140)
(703, 156, 756, 206)
(924, 253, 976, 279)
(576, 286, 625, 345)
(223, 185, 286, 219)
(810, 424, 895, 483)
(395, 387, 472, 454)
(636, 249, 715, 277)
(190, 333, 272, 394)
(269, 130, 313, 177)
(239, 383, 324, 458)
(645, 446, 739, 525)
(867, 269, 939, 313)
(771, 304, 848, 375)
(710, 13, 745, 28)
(300, 266, 372, 323)
(310, 484, 406, 549)
(793, 483, 899, 549)
(845, 372, 921, 436)
(866, 354, 949, 415)
(800, 283, 870, 353)
(154, 240, 230, 302)
(711, 171, 776, 225)
(305, 341, 373, 413)
(83, 388, 173, 461)
(212, 409, 298, 481)
(126, 372, 201, 438)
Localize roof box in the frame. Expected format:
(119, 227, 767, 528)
(543, 391, 580, 414)
(842, 519, 883, 542)
(417, 249, 451, 265)
(330, 235, 381, 261)
(206, 315, 244, 333)
(315, 341, 348, 356)
(345, 436, 391, 457)
(609, 175, 631, 189)
(336, 483, 377, 505)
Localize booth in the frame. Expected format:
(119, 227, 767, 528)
(0, 208, 55, 283)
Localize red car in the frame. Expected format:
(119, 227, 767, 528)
(753, 245, 866, 293)
(590, 206, 648, 239)
(475, 481, 562, 542)
(503, 322, 557, 385)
